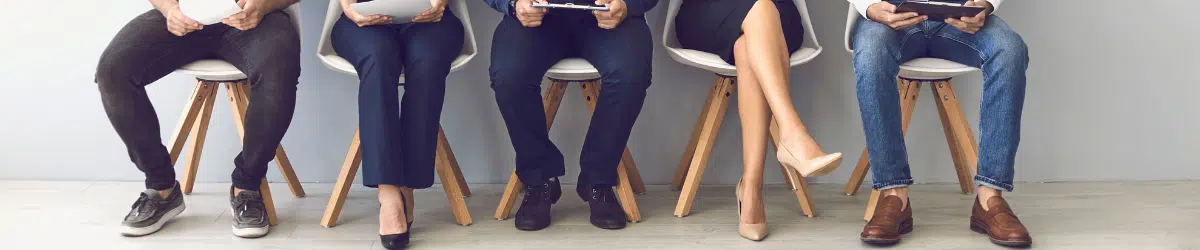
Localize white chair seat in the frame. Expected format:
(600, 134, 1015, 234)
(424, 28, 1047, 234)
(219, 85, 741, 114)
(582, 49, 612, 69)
(545, 58, 601, 81)
(177, 59, 246, 81)
(665, 47, 819, 76)
(899, 58, 979, 80)
(318, 54, 476, 82)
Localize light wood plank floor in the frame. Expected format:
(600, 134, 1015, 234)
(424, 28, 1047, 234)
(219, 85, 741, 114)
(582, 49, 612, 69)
(0, 181, 1196, 250)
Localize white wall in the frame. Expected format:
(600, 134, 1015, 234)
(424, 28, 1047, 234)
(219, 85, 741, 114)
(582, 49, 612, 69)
(2, 0, 1198, 186)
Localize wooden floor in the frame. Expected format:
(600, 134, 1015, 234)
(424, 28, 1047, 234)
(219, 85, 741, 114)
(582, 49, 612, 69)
(1, 181, 1196, 250)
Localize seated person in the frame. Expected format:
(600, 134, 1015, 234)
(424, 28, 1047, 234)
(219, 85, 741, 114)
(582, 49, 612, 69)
(847, 0, 1032, 247)
(330, 0, 465, 249)
(96, 0, 301, 238)
(484, 0, 657, 231)
(675, 0, 843, 241)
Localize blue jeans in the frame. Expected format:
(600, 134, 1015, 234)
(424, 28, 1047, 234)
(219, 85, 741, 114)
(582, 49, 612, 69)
(851, 16, 1029, 192)
(331, 12, 465, 189)
(489, 15, 653, 188)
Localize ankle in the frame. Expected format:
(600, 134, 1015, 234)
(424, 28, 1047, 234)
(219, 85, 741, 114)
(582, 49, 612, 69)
(882, 188, 910, 209)
(976, 186, 1002, 210)
(157, 184, 175, 199)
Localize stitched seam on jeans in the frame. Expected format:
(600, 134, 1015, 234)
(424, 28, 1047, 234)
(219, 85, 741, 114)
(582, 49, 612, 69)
(895, 29, 921, 62)
(937, 33, 986, 61)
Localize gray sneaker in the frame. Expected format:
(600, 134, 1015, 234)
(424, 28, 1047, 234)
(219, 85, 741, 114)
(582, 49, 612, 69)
(229, 186, 270, 238)
(121, 181, 186, 237)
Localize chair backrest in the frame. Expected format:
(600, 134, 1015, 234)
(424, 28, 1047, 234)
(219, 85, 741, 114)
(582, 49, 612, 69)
(316, 0, 477, 69)
(663, 0, 821, 62)
(844, 5, 857, 53)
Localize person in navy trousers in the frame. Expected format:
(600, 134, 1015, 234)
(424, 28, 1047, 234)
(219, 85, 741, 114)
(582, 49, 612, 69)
(330, 0, 464, 248)
(484, 0, 657, 231)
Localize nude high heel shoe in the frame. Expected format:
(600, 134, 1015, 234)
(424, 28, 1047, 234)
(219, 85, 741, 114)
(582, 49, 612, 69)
(736, 181, 768, 241)
(776, 143, 843, 177)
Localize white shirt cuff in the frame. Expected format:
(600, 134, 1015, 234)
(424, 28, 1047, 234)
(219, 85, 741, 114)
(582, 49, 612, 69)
(849, 0, 881, 18)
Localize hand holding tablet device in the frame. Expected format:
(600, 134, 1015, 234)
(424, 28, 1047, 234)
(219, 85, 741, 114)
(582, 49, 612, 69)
(532, 0, 610, 11)
(895, 0, 986, 21)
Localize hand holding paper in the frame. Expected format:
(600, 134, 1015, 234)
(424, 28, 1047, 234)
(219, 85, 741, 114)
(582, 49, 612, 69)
(351, 0, 433, 24)
(179, 0, 243, 25)
(163, 5, 204, 36)
(223, 0, 267, 30)
(412, 0, 449, 23)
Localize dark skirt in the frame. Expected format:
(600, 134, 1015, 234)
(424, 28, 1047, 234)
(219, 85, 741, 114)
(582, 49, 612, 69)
(675, 0, 806, 65)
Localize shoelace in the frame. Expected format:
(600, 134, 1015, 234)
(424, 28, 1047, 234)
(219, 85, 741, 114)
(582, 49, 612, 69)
(588, 188, 616, 203)
(522, 185, 548, 205)
(129, 193, 155, 217)
(233, 195, 266, 221)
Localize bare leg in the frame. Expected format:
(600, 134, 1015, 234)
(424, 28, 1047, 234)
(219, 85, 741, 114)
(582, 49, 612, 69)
(733, 37, 767, 225)
(740, 0, 829, 159)
(378, 184, 409, 235)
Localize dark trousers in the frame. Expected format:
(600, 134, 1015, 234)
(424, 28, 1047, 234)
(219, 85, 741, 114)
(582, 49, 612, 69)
(489, 15, 653, 188)
(332, 13, 465, 189)
(95, 10, 300, 191)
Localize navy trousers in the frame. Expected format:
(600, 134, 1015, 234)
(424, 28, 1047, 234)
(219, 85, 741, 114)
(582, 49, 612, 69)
(489, 15, 654, 188)
(331, 11, 465, 189)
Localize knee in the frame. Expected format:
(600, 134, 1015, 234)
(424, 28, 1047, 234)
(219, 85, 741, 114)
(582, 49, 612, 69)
(986, 31, 1029, 68)
(94, 46, 138, 87)
(599, 64, 653, 93)
(488, 63, 542, 94)
(401, 56, 454, 86)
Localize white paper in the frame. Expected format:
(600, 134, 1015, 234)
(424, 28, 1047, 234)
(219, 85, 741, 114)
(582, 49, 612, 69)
(179, 0, 244, 25)
(351, 0, 433, 24)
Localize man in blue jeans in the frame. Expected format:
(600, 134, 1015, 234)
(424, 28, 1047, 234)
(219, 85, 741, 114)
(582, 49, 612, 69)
(485, 0, 656, 231)
(848, 0, 1032, 247)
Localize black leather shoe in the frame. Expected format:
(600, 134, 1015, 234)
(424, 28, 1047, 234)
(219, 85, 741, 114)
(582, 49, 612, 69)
(380, 192, 411, 250)
(581, 185, 627, 230)
(515, 177, 561, 231)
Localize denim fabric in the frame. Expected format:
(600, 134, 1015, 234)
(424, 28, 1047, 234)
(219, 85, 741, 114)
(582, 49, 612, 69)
(95, 10, 301, 191)
(331, 12, 465, 189)
(489, 15, 653, 187)
(851, 16, 1029, 191)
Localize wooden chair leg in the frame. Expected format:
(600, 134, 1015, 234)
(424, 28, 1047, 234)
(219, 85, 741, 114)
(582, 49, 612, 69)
(580, 80, 642, 220)
(259, 178, 278, 226)
(167, 81, 214, 166)
(674, 76, 736, 217)
(843, 148, 872, 195)
(439, 127, 471, 197)
(934, 80, 979, 182)
(320, 127, 363, 227)
(671, 78, 722, 191)
(932, 80, 974, 194)
(495, 80, 569, 220)
(228, 82, 306, 197)
(771, 119, 815, 217)
(863, 78, 922, 221)
(435, 127, 472, 225)
(181, 82, 218, 194)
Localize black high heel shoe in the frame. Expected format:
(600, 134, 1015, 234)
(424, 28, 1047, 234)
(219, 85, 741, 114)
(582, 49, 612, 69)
(380, 191, 410, 250)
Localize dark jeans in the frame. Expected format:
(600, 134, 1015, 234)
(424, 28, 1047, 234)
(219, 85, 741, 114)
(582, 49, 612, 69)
(489, 15, 653, 188)
(331, 12, 465, 189)
(95, 10, 301, 191)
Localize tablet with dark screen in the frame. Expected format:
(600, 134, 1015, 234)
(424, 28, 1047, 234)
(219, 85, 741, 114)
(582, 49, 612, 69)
(895, 0, 986, 20)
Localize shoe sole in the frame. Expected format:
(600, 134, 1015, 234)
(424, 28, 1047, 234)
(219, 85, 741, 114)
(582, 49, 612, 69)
(860, 219, 913, 245)
(232, 225, 270, 238)
(121, 202, 186, 237)
(970, 218, 1032, 247)
(514, 223, 550, 231)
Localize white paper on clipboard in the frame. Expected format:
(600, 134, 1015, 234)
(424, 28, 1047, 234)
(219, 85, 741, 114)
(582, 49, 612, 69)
(351, 0, 433, 24)
(179, 0, 244, 25)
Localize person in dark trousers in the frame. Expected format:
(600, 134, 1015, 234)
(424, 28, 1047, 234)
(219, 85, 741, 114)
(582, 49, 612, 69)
(848, 0, 1032, 247)
(96, 0, 299, 239)
(484, 0, 657, 231)
(330, 0, 464, 248)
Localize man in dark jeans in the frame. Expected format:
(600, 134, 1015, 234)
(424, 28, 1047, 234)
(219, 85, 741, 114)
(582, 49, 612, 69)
(95, 0, 299, 238)
(485, 0, 656, 231)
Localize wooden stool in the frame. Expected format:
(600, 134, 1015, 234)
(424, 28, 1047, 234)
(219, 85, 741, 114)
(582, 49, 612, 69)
(492, 76, 646, 222)
(170, 80, 306, 226)
(845, 78, 979, 221)
(667, 75, 817, 218)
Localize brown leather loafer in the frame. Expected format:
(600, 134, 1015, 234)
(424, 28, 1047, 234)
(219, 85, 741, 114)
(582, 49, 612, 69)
(860, 196, 912, 245)
(970, 196, 1033, 247)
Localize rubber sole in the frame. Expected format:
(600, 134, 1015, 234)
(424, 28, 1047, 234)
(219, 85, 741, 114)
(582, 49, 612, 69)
(860, 219, 913, 245)
(120, 202, 186, 237)
(970, 219, 1032, 247)
(232, 224, 270, 238)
